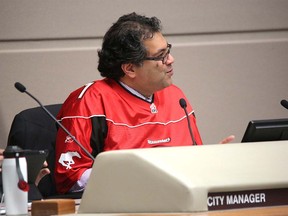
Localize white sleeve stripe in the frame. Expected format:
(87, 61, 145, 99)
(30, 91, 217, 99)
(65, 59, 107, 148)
(78, 82, 94, 99)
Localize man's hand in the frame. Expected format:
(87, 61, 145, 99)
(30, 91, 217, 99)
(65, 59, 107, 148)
(219, 135, 235, 144)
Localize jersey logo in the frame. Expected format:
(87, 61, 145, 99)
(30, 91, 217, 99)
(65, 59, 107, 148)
(150, 103, 158, 114)
(147, 137, 171, 145)
(65, 135, 74, 143)
(58, 151, 81, 169)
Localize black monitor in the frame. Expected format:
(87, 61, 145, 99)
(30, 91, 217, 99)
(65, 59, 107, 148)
(241, 118, 288, 142)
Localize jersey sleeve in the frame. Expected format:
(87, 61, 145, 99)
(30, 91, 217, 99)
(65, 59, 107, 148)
(54, 82, 107, 194)
(54, 115, 94, 194)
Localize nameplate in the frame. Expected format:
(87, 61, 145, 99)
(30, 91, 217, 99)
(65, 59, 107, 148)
(207, 188, 288, 210)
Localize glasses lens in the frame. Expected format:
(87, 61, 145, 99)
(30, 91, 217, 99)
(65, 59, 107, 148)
(162, 46, 171, 64)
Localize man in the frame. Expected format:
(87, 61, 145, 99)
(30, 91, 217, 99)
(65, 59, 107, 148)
(55, 12, 233, 194)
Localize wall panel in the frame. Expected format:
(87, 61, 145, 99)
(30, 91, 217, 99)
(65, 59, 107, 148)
(1, 0, 288, 147)
(0, 0, 288, 40)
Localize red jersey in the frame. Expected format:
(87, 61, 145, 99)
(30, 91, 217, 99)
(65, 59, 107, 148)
(55, 78, 202, 193)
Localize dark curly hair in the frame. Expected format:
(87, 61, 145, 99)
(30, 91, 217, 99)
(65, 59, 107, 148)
(97, 12, 162, 80)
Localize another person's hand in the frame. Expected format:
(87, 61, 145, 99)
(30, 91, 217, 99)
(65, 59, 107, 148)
(0, 148, 50, 186)
(219, 135, 235, 144)
(35, 161, 50, 186)
(0, 149, 4, 172)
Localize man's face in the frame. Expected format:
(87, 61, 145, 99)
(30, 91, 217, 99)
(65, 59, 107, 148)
(132, 32, 175, 97)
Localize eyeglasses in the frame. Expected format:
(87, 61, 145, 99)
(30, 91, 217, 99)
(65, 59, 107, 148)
(144, 43, 172, 64)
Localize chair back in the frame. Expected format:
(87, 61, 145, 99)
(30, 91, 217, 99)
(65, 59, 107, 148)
(7, 104, 62, 198)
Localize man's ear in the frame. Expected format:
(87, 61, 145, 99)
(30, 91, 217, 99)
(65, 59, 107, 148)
(121, 63, 136, 78)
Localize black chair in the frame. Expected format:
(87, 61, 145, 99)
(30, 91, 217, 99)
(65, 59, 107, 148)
(7, 104, 83, 200)
(7, 104, 61, 198)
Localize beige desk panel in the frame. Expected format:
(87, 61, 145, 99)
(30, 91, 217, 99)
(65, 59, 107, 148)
(68, 205, 288, 216)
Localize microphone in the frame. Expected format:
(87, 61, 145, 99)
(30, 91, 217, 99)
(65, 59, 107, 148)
(280, 99, 288, 110)
(179, 98, 197, 146)
(14, 82, 95, 161)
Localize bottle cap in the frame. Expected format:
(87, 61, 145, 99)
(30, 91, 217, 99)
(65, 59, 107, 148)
(3, 145, 25, 158)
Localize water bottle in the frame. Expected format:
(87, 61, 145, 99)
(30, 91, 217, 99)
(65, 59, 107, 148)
(2, 146, 29, 215)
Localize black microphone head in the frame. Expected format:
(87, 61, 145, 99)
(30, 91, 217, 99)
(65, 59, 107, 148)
(14, 82, 26, 93)
(280, 99, 288, 109)
(179, 98, 187, 108)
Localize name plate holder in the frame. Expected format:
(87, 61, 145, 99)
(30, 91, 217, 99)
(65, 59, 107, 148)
(78, 141, 288, 213)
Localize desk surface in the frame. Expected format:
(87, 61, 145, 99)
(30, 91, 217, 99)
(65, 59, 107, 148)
(70, 205, 288, 216)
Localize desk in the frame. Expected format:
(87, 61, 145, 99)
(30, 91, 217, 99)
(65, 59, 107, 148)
(27, 198, 288, 216)
(68, 205, 288, 216)
(80, 142, 288, 213)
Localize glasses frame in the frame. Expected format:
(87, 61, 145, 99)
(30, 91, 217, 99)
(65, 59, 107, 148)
(144, 43, 172, 64)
